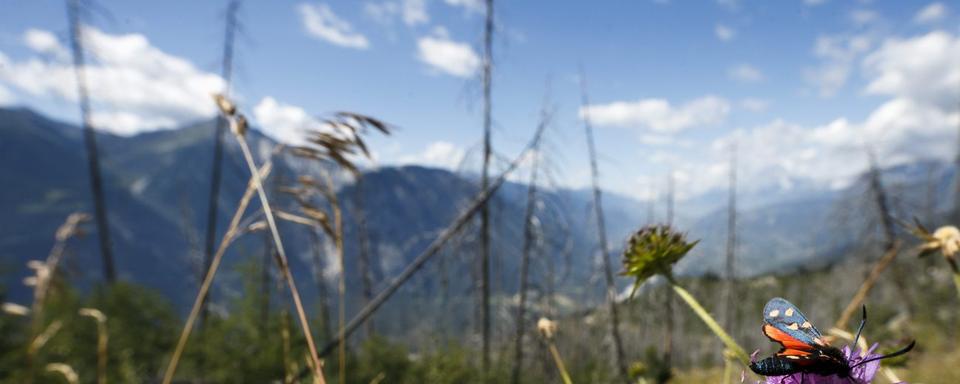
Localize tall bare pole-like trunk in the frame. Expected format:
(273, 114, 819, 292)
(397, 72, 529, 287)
(308, 228, 333, 340)
(201, 0, 239, 316)
(721, 144, 738, 331)
(354, 175, 376, 337)
(663, 172, 675, 380)
(579, 69, 629, 383)
(66, 0, 115, 282)
(867, 150, 895, 250)
(510, 112, 546, 384)
(955, 112, 960, 223)
(260, 231, 272, 339)
(479, 0, 494, 377)
(925, 164, 937, 223)
(292, 122, 548, 382)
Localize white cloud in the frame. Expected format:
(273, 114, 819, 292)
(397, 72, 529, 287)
(398, 141, 465, 169)
(715, 24, 735, 42)
(298, 3, 370, 49)
(914, 3, 947, 24)
(805, 33, 874, 97)
(0, 27, 224, 135)
(716, 0, 739, 10)
(677, 31, 960, 198)
(739, 98, 769, 112)
(0, 84, 14, 106)
(402, 0, 429, 25)
(416, 27, 480, 78)
(23, 29, 69, 60)
(728, 63, 764, 82)
(850, 9, 879, 26)
(252, 96, 320, 146)
(804, 0, 828, 6)
(862, 31, 960, 107)
(444, 0, 484, 14)
(581, 96, 730, 133)
(365, 0, 428, 26)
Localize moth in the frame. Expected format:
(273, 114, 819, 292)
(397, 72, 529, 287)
(749, 297, 915, 382)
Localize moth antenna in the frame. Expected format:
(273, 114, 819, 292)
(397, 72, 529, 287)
(850, 340, 916, 369)
(852, 305, 866, 350)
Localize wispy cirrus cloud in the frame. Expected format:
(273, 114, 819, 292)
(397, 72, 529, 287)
(715, 24, 735, 41)
(580, 96, 730, 134)
(914, 2, 947, 24)
(298, 3, 370, 49)
(365, 0, 429, 27)
(416, 27, 480, 78)
(728, 63, 764, 83)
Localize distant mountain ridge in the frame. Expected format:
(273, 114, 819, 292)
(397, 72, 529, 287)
(1, 107, 953, 323)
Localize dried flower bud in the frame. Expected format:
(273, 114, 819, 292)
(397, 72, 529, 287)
(929, 226, 960, 259)
(537, 317, 558, 340)
(2, 302, 30, 316)
(213, 93, 236, 116)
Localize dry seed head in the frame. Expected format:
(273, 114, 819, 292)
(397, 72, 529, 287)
(247, 221, 268, 233)
(213, 93, 236, 116)
(2, 302, 30, 316)
(229, 113, 248, 136)
(537, 317, 558, 340)
(45, 363, 79, 384)
(55, 213, 89, 241)
(79, 307, 107, 323)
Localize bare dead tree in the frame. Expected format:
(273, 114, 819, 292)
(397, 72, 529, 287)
(293, 114, 549, 382)
(510, 104, 550, 384)
(353, 175, 377, 337)
(201, 0, 240, 319)
(924, 164, 938, 223)
(579, 68, 629, 383)
(955, 107, 960, 223)
(479, 0, 495, 375)
(663, 171, 675, 381)
(66, 0, 114, 282)
(307, 228, 333, 339)
(721, 144, 738, 331)
(260, 228, 272, 339)
(867, 150, 896, 250)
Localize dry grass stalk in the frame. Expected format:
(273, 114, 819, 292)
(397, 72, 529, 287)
(292, 111, 548, 382)
(45, 363, 79, 384)
(31, 213, 90, 325)
(79, 308, 108, 384)
(286, 105, 391, 384)
(537, 318, 572, 384)
(29, 320, 63, 355)
(161, 161, 274, 384)
(833, 241, 902, 330)
(216, 95, 327, 383)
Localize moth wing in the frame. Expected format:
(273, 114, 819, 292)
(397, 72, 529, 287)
(762, 297, 828, 347)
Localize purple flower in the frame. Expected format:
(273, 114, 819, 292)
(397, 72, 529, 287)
(750, 344, 896, 384)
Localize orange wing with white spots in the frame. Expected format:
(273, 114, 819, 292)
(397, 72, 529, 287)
(761, 297, 830, 359)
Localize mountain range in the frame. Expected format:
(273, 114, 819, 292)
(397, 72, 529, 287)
(1, 107, 954, 325)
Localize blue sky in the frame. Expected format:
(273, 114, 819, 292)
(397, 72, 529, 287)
(1, 0, 958, 209)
